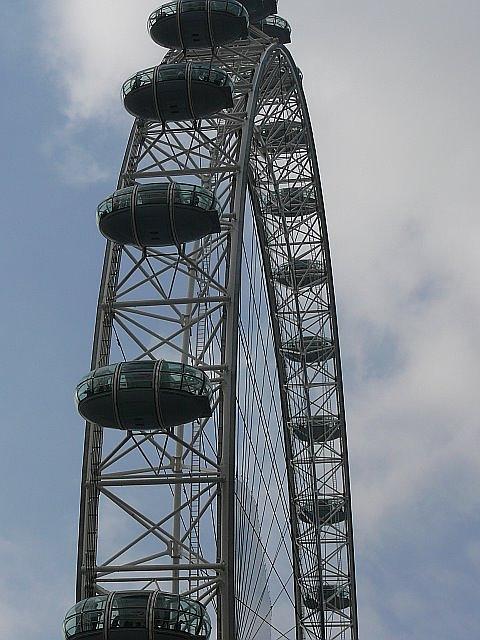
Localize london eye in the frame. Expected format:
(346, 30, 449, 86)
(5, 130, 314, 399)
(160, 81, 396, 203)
(64, 2, 359, 640)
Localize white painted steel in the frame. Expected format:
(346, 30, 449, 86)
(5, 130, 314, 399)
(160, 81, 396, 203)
(76, 25, 358, 640)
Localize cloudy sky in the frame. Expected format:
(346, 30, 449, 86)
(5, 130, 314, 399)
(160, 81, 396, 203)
(1, 0, 479, 638)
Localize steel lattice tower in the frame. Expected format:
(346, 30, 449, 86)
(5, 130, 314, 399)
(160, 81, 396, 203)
(63, 3, 359, 640)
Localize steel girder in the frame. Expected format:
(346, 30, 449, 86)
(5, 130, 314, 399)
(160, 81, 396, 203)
(76, 27, 358, 640)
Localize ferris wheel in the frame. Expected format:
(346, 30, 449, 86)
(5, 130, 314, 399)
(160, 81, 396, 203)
(63, 2, 359, 640)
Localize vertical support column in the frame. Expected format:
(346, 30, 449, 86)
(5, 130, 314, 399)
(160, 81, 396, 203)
(76, 241, 121, 600)
(76, 123, 143, 600)
(172, 239, 200, 593)
(218, 71, 262, 640)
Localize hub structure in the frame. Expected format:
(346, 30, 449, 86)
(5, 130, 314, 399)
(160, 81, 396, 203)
(65, 2, 359, 640)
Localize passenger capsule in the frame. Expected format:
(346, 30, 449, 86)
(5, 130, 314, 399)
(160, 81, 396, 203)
(76, 360, 213, 430)
(274, 259, 326, 289)
(239, 0, 277, 22)
(292, 415, 341, 443)
(298, 498, 346, 526)
(97, 183, 221, 248)
(123, 63, 233, 122)
(260, 121, 307, 151)
(283, 336, 334, 364)
(63, 591, 211, 640)
(257, 15, 291, 43)
(303, 584, 351, 611)
(268, 186, 317, 217)
(148, 0, 249, 49)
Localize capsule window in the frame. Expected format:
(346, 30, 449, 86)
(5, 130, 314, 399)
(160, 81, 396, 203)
(97, 198, 113, 218)
(159, 361, 182, 389)
(141, 68, 155, 84)
(84, 597, 107, 612)
(64, 596, 107, 637)
(139, 183, 166, 192)
(95, 364, 117, 377)
(118, 371, 153, 390)
(152, 2, 176, 19)
(136, 185, 169, 206)
(266, 16, 289, 29)
(163, 3, 177, 16)
(152, 594, 211, 637)
(163, 361, 184, 374)
(83, 609, 104, 632)
(153, 607, 174, 629)
(111, 600, 148, 629)
(158, 66, 187, 82)
(208, 68, 227, 86)
(183, 374, 202, 394)
(122, 361, 155, 371)
(123, 68, 155, 96)
(155, 595, 178, 630)
(194, 187, 215, 210)
(64, 615, 81, 637)
(174, 184, 194, 205)
(66, 603, 82, 617)
(228, 1, 246, 17)
(195, 67, 213, 83)
(184, 364, 201, 378)
(112, 192, 132, 211)
(163, 371, 183, 389)
(210, 0, 227, 9)
(182, 0, 206, 11)
(92, 375, 113, 395)
(76, 380, 93, 402)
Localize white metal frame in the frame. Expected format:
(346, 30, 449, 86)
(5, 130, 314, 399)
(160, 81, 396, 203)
(76, 28, 358, 640)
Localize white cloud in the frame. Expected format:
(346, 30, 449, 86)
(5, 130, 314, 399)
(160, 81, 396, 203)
(38, 1, 164, 183)
(40, 0, 162, 124)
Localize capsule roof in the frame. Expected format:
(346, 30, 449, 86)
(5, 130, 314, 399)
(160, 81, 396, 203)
(257, 15, 291, 43)
(76, 360, 213, 430)
(123, 62, 233, 122)
(148, 0, 249, 49)
(97, 182, 221, 248)
(64, 591, 211, 640)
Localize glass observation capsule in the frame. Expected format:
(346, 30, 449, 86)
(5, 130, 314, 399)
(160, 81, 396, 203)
(239, 0, 277, 22)
(257, 15, 291, 43)
(148, 0, 249, 49)
(259, 121, 307, 151)
(63, 591, 212, 640)
(268, 186, 317, 217)
(292, 415, 341, 443)
(97, 183, 221, 248)
(123, 62, 234, 122)
(298, 497, 346, 526)
(303, 584, 351, 612)
(283, 336, 335, 364)
(274, 259, 326, 289)
(76, 360, 213, 430)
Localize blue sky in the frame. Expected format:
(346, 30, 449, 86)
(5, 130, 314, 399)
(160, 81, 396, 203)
(1, 1, 479, 638)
